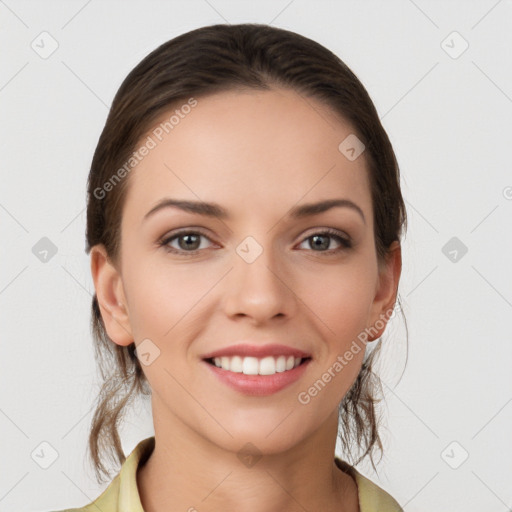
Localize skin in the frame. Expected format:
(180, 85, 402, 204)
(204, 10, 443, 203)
(90, 87, 401, 512)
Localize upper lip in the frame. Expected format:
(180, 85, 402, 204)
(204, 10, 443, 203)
(202, 343, 311, 360)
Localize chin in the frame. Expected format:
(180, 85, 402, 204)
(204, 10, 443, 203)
(217, 417, 311, 455)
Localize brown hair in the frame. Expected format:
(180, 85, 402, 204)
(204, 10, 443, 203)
(85, 22, 408, 484)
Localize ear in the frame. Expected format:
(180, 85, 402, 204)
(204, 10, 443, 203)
(90, 244, 133, 346)
(367, 241, 402, 341)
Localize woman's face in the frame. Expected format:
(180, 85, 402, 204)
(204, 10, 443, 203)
(93, 87, 400, 454)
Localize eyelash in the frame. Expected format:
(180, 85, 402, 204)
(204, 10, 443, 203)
(157, 228, 352, 256)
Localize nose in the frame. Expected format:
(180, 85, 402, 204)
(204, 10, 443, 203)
(221, 239, 297, 325)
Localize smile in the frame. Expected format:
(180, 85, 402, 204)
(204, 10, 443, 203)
(206, 355, 310, 376)
(204, 356, 312, 396)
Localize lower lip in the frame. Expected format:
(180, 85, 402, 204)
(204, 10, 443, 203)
(203, 359, 311, 396)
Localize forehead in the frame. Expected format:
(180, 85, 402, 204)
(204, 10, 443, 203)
(122, 88, 372, 226)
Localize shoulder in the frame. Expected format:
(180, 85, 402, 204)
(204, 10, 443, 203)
(46, 437, 154, 512)
(335, 458, 403, 512)
(44, 478, 121, 512)
(46, 474, 122, 512)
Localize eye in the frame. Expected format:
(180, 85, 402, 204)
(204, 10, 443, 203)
(297, 229, 352, 253)
(158, 228, 352, 256)
(158, 229, 214, 254)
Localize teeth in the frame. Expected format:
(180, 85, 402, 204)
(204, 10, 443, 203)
(211, 355, 304, 375)
(276, 355, 287, 372)
(243, 357, 259, 375)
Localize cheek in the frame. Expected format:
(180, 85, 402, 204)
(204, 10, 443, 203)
(124, 270, 170, 338)
(299, 260, 377, 335)
(123, 255, 223, 346)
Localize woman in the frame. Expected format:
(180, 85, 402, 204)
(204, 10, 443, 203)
(58, 23, 407, 511)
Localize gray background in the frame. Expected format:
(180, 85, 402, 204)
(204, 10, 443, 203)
(1, 1, 511, 511)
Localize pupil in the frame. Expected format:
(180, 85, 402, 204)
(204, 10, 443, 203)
(180, 234, 200, 250)
(312, 235, 329, 250)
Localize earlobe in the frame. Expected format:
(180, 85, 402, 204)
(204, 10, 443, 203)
(90, 244, 133, 346)
(367, 241, 402, 341)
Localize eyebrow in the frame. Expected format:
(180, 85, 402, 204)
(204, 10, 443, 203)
(143, 197, 366, 224)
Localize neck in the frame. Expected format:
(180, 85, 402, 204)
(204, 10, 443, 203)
(137, 396, 359, 512)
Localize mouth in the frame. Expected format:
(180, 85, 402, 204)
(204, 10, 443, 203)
(203, 355, 312, 376)
(203, 354, 312, 396)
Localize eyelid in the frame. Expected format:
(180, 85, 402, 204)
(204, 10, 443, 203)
(300, 226, 350, 241)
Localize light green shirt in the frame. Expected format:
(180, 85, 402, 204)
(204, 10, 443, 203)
(54, 436, 403, 511)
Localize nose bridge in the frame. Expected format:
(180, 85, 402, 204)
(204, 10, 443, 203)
(222, 234, 295, 321)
